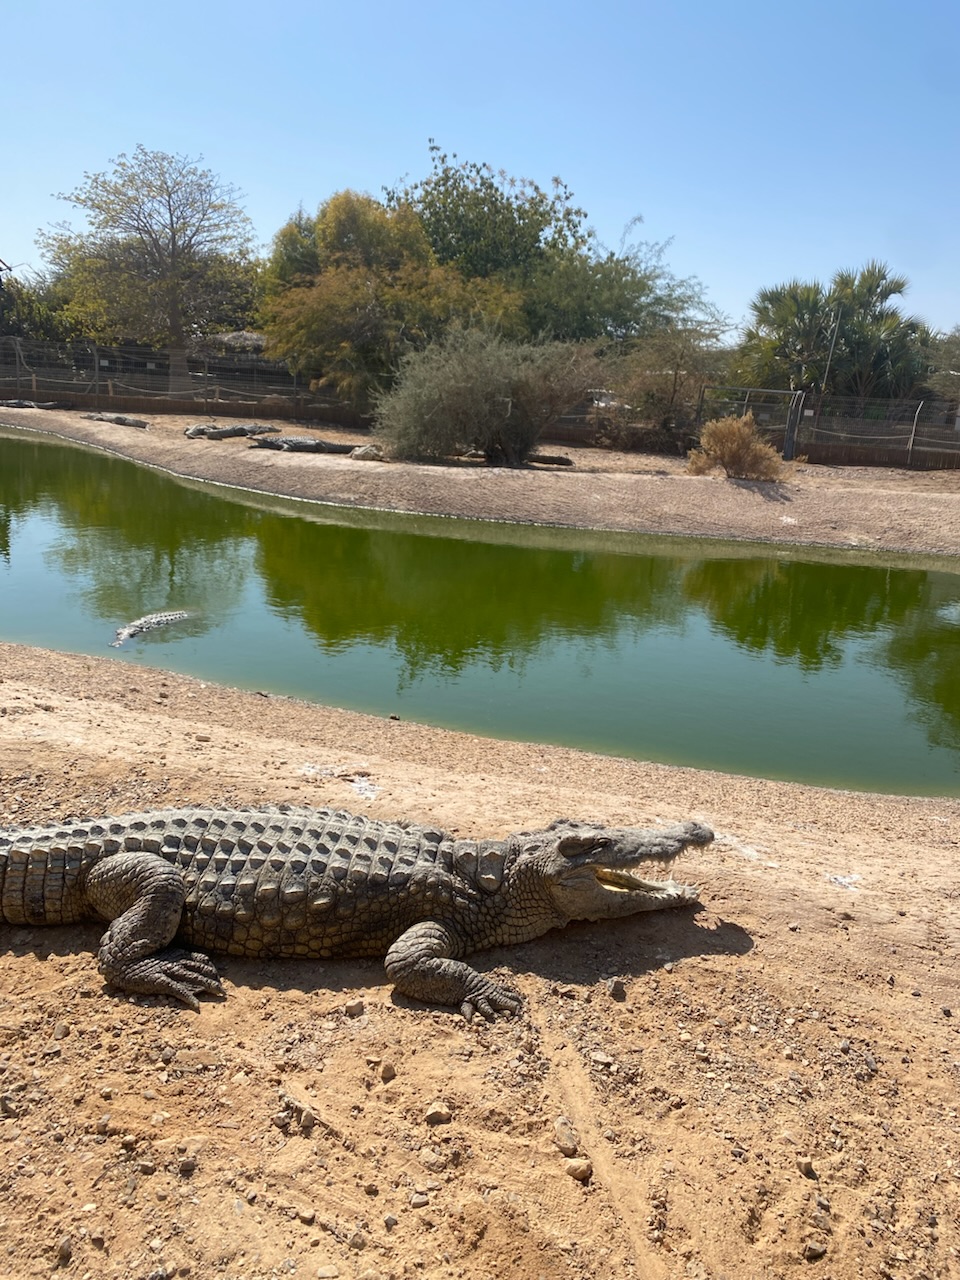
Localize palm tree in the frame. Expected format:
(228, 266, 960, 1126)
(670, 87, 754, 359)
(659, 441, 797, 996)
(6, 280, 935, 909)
(737, 279, 832, 391)
(736, 262, 931, 400)
(828, 262, 931, 401)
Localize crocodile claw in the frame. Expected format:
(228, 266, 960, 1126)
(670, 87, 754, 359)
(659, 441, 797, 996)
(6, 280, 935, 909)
(460, 978, 524, 1023)
(100, 947, 224, 1011)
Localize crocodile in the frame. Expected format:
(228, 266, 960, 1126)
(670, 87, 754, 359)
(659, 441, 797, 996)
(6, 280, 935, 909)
(0, 806, 711, 1018)
(110, 610, 192, 647)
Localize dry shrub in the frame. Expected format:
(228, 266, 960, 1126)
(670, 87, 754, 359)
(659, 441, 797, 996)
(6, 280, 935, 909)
(687, 412, 783, 481)
(375, 328, 598, 466)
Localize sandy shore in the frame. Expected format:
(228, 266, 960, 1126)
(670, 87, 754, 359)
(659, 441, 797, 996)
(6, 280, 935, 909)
(1, 407, 959, 1280)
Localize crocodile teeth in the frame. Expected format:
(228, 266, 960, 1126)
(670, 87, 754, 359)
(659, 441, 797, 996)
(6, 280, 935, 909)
(594, 867, 679, 893)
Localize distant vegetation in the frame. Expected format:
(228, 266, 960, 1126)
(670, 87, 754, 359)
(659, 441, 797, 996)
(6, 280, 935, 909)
(2, 142, 958, 463)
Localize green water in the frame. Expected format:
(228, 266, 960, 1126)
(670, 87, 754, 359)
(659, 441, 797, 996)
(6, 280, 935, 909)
(1, 427, 959, 795)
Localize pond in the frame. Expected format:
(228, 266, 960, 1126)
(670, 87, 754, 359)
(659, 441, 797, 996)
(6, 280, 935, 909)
(1, 427, 959, 796)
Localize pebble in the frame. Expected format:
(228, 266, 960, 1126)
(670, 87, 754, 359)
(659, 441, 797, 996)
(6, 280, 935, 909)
(316, 1267, 340, 1279)
(802, 1239, 828, 1262)
(379, 1061, 397, 1084)
(796, 1157, 817, 1180)
(564, 1158, 593, 1182)
(344, 998, 365, 1018)
(410, 1193, 429, 1208)
(57, 1235, 72, 1265)
(605, 978, 626, 1001)
(553, 1116, 580, 1157)
(425, 1101, 452, 1126)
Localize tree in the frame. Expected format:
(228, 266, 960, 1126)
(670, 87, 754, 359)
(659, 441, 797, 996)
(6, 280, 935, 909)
(925, 326, 960, 401)
(735, 279, 833, 391)
(0, 273, 73, 340)
(375, 327, 599, 466)
(827, 262, 932, 401)
(599, 319, 732, 444)
(38, 146, 257, 388)
(734, 262, 932, 400)
(387, 145, 713, 346)
(263, 191, 524, 409)
(525, 229, 721, 346)
(384, 141, 589, 282)
(262, 208, 321, 292)
(265, 153, 717, 408)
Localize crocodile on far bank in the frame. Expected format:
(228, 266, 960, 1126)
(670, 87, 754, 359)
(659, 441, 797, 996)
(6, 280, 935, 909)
(0, 806, 712, 1018)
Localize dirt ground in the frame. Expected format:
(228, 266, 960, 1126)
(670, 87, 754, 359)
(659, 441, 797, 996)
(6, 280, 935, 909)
(1, 407, 959, 1280)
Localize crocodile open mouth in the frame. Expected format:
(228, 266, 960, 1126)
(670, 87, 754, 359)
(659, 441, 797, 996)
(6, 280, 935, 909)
(594, 864, 679, 893)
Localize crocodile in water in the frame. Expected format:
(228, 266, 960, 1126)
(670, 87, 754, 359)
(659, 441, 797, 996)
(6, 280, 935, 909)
(110, 610, 191, 647)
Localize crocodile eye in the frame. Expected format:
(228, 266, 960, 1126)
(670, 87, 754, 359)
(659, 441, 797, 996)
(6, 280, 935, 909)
(557, 833, 599, 857)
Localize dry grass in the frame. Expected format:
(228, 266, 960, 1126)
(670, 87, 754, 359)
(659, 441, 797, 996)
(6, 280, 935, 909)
(687, 411, 783, 481)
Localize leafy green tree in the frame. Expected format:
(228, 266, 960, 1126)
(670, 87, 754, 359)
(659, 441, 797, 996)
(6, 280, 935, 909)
(528, 229, 723, 347)
(38, 146, 258, 388)
(375, 327, 599, 466)
(263, 191, 524, 408)
(388, 146, 712, 345)
(384, 141, 589, 282)
(735, 262, 932, 399)
(925, 325, 960, 401)
(266, 155, 716, 408)
(262, 208, 321, 291)
(0, 274, 73, 340)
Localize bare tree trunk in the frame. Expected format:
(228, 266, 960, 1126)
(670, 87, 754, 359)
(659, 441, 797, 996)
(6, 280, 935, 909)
(167, 347, 192, 395)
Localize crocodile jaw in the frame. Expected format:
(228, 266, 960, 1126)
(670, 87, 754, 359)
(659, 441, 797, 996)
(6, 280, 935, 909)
(594, 862, 699, 902)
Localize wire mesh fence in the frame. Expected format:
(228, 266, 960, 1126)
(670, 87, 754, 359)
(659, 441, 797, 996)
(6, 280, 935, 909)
(4, 339, 960, 468)
(0, 336, 366, 426)
(699, 387, 960, 469)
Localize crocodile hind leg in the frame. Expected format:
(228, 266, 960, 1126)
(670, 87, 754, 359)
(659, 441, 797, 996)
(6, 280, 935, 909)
(84, 853, 223, 1010)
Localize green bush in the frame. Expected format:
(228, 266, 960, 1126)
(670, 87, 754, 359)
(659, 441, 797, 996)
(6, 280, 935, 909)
(687, 412, 783, 481)
(375, 328, 597, 466)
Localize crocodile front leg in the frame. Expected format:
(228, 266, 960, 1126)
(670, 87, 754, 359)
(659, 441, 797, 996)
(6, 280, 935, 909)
(383, 920, 524, 1021)
(84, 853, 223, 1010)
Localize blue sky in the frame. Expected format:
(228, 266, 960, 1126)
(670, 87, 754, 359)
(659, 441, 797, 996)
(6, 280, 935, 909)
(4, 0, 959, 335)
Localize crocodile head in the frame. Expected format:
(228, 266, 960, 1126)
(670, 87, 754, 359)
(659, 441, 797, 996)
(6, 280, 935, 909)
(515, 818, 711, 923)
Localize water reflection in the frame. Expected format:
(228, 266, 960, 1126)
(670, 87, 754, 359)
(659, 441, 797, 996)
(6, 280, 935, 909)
(3, 434, 252, 626)
(683, 558, 924, 670)
(1, 428, 958, 794)
(884, 578, 960, 751)
(256, 515, 685, 679)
